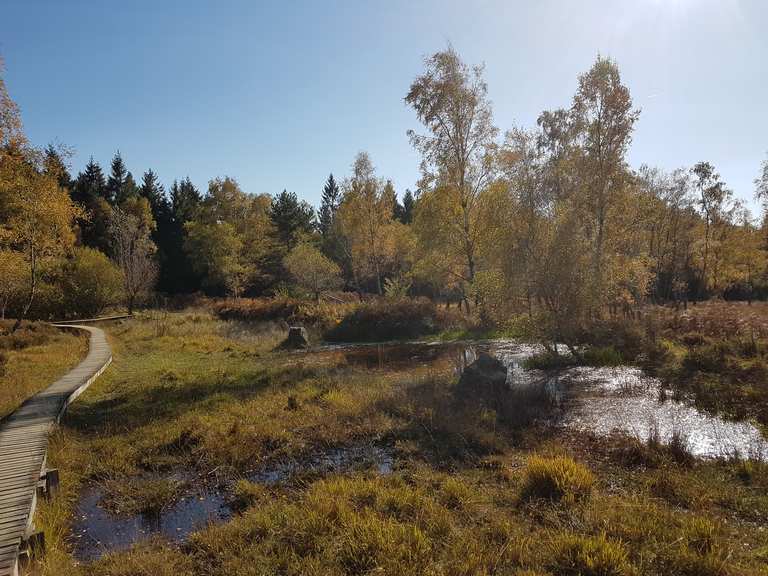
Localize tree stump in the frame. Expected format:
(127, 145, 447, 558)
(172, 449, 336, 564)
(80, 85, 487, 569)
(284, 326, 309, 349)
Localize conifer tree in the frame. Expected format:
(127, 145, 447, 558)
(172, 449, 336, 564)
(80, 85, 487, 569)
(160, 177, 203, 293)
(139, 170, 174, 289)
(71, 157, 106, 207)
(269, 189, 316, 250)
(401, 189, 415, 224)
(71, 157, 111, 252)
(119, 171, 140, 204)
(106, 150, 127, 204)
(139, 169, 167, 214)
(319, 173, 340, 236)
(171, 177, 202, 225)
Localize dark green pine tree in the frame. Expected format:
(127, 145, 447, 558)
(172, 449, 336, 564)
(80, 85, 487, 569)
(400, 189, 415, 224)
(160, 177, 204, 293)
(71, 157, 111, 252)
(71, 157, 106, 206)
(120, 172, 140, 203)
(139, 169, 167, 214)
(139, 169, 177, 293)
(105, 151, 127, 204)
(171, 177, 202, 224)
(318, 173, 340, 236)
(269, 189, 316, 250)
(393, 199, 405, 222)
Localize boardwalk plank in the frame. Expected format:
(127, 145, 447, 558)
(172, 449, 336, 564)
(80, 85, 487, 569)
(0, 325, 112, 576)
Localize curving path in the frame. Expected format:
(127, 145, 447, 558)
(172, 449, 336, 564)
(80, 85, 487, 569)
(0, 325, 112, 576)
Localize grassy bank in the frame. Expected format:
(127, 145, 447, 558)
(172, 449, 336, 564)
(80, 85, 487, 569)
(0, 320, 88, 420)
(33, 310, 768, 575)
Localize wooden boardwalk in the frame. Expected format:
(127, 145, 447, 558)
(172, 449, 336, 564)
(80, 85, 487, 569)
(0, 326, 111, 576)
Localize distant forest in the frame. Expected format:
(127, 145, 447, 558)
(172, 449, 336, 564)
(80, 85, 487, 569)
(1, 49, 767, 327)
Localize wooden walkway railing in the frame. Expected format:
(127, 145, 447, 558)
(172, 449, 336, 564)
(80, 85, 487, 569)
(0, 325, 112, 576)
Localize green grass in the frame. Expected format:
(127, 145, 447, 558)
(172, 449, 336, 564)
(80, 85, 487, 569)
(31, 310, 768, 576)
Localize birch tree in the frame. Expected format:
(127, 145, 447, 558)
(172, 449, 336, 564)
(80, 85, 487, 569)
(284, 242, 342, 300)
(570, 56, 639, 304)
(337, 152, 397, 295)
(406, 47, 498, 299)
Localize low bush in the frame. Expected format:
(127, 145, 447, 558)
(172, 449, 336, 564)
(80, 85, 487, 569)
(582, 346, 623, 367)
(0, 320, 58, 351)
(325, 298, 441, 342)
(608, 434, 663, 469)
(682, 344, 730, 373)
(338, 514, 432, 575)
(520, 455, 594, 504)
(732, 457, 768, 487)
(102, 476, 184, 516)
(58, 247, 124, 318)
(660, 516, 727, 576)
(524, 350, 577, 370)
(668, 428, 693, 465)
(581, 319, 648, 363)
(648, 473, 704, 508)
(213, 297, 302, 322)
(439, 477, 472, 510)
(681, 516, 717, 555)
(681, 331, 708, 346)
(212, 297, 352, 332)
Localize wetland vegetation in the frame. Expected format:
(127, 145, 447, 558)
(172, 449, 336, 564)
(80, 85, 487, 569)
(27, 308, 768, 575)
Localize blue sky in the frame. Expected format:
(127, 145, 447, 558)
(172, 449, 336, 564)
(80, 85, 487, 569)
(1, 0, 766, 213)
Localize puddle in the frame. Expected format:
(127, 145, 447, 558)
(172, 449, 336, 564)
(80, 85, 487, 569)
(315, 339, 544, 376)
(72, 443, 394, 562)
(71, 479, 230, 561)
(249, 443, 394, 484)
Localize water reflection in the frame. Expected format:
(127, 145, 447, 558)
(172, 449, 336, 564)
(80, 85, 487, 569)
(324, 339, 768, 459)
(72, 480, 230, 561)
(72, 443, 394, 561)
(553, 366, 768, 459)
(249, 443, 394, 484)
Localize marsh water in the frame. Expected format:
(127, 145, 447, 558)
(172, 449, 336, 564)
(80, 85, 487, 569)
(72, 443, 395, 561)
(72, 338, 768, 561)
(72, 480, 231, 562)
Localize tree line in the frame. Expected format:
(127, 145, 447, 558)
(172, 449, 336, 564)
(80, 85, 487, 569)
(1, 50, 767, 334)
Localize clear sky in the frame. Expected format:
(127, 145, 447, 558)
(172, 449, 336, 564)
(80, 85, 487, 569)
(1, 0, 766, 212)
